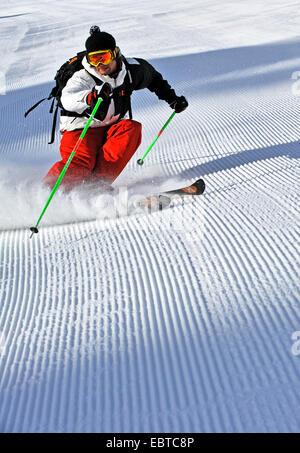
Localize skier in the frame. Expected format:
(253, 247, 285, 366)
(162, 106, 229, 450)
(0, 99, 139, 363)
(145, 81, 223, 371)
(44, 27, 188, 190)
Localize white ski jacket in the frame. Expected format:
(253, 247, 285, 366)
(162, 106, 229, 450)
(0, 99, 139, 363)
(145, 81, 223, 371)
(60, 56, 127, 131)
(59, 55, 178, 133)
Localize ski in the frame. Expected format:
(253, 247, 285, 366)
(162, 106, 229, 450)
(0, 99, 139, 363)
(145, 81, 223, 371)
(139, 178, 205, 211)
(164, 178, 205, 196)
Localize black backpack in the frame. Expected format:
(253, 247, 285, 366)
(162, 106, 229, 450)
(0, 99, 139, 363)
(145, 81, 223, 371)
(24, 51, 133, 144)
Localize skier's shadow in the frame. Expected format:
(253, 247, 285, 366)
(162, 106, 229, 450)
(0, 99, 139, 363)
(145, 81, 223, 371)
(128, 139, 300, 193)
(127, 140, 299, 194)
(174, 139, 300, 188)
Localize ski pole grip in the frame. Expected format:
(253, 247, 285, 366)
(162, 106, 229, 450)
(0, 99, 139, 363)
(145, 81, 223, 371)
(80, 97, 103, 139)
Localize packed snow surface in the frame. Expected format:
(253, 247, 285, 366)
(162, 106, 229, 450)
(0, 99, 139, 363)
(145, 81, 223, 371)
(0, 0, 299, 432)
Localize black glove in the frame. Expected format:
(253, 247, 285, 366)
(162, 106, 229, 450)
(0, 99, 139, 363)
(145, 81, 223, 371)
(170, 96, 188, 113)
(86, 82, 112, 121)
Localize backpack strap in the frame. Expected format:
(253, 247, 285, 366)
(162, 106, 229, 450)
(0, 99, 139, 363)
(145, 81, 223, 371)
(48, 103, 59, 144)
(89, 72, 101, 85)
(24, 95, 51, 117)
(121, 57, 133, 119)
(128, 75, 133, 120)
(25, 84, 57, 117)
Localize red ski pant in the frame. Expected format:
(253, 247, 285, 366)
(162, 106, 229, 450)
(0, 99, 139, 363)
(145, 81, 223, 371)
(44, 119, 142, 189)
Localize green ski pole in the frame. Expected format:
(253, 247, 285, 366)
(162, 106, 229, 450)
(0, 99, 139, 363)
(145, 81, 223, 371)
(137, 111, 176, 166)
(29, 97, 103, 238)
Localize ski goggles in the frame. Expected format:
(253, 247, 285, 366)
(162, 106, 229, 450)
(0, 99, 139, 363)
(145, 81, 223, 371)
(87, 48, 118, 67)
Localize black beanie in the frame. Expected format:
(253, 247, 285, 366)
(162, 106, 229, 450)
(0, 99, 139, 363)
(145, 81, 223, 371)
(85, 28, 116, 53)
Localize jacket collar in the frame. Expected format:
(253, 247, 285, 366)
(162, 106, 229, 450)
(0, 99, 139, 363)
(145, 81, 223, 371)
(82, 56, 127, 88)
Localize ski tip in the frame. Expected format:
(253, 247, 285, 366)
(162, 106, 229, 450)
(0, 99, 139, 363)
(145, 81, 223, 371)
(194, 178, 205, 195)
(182, 178, 205, 195)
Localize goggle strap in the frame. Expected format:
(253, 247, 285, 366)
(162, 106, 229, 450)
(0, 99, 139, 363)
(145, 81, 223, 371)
(88, 48, 117, 57)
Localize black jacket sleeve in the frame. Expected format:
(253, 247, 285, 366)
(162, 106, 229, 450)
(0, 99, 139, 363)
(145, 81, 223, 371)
(129, 58, 177, 105)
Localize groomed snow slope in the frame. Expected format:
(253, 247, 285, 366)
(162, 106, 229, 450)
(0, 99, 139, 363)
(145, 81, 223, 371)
(0, 0, 299, 433)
